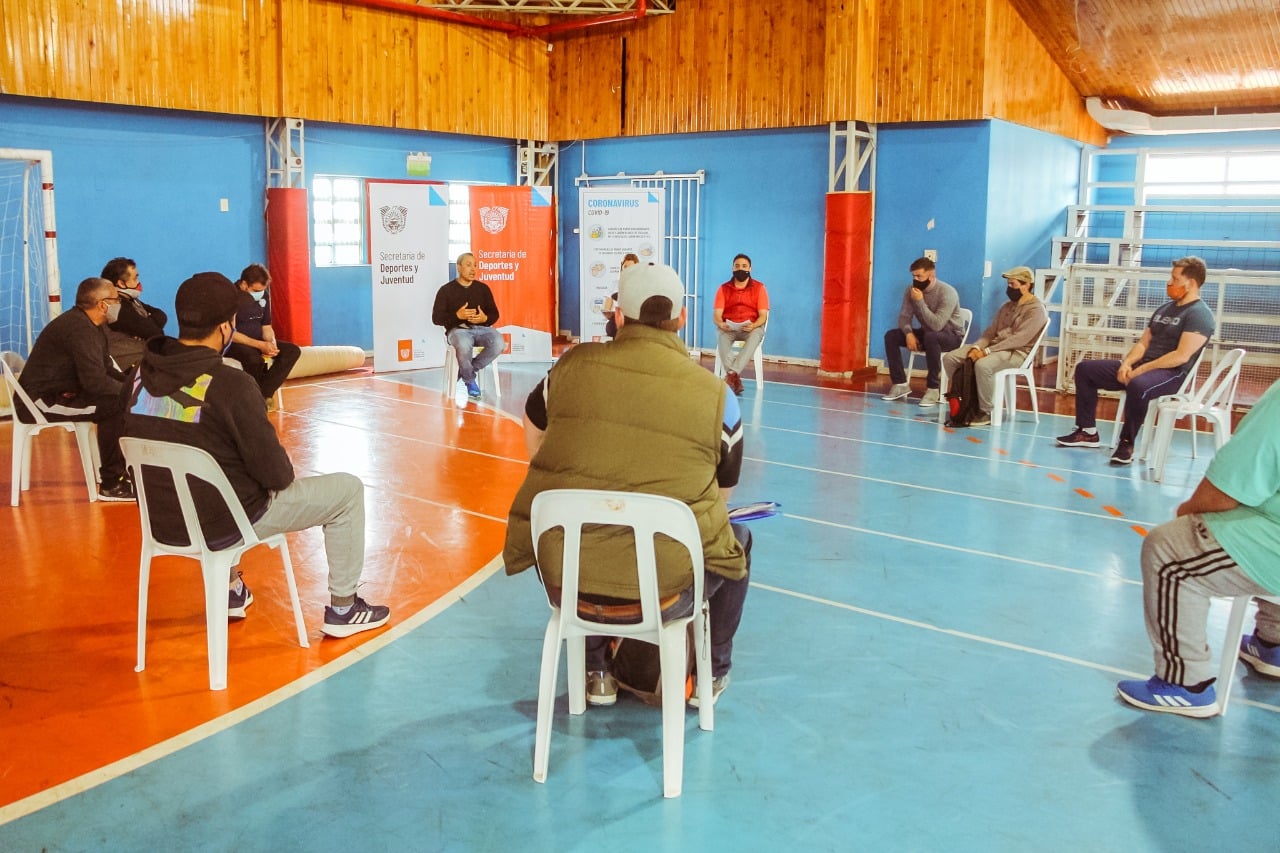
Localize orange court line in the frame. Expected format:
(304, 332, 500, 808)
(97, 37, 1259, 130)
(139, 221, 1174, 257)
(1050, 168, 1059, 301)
(0, 374, 526, 810)
(1132, 525, 1149, 536)
(1103, 505, 1124, 517)
(1047, 473, 1065, 482)
(966, 436, 983, 444)
(1074, 488, 1094, 499)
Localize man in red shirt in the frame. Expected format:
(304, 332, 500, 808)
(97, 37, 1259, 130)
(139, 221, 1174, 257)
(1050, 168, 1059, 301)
(713, 253, 769, 395)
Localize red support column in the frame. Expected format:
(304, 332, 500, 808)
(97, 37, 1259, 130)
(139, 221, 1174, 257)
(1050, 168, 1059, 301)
(266, 187, 313, 346)
(820, 192, 874, 375)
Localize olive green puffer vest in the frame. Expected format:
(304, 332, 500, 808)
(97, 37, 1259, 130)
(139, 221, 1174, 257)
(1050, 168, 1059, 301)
(503, 323, 746, 598)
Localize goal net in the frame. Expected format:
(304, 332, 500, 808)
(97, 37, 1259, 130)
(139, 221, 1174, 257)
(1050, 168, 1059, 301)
(0, 156, 53, 360)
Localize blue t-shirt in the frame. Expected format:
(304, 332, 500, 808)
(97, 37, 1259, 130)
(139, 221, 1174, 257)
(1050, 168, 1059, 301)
(1142, 299, 1214, 366)
(1203, 378, 1280, 590)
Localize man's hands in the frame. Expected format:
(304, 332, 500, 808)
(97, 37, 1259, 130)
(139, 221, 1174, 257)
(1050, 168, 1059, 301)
(455, 302, 486, 324)
(908, 286, 924, 303)
(905, 331, 921, 352)
(257, 338, 280, 358)
(1117, 362, 1135, 385)
(967, 346, 984, 362)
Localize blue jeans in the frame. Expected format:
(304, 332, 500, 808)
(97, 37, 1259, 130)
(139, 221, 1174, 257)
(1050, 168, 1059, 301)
(446, 326, 504, 383)
(583, 523, 752, 679)
(1073, 358, 1188, 443)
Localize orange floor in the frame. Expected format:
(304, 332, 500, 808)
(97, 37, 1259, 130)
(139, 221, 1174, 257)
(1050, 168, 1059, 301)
(0, 369, 526, 808)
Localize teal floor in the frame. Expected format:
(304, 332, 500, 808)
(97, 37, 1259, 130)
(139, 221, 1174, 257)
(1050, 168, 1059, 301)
(4, 363, 1278, 852)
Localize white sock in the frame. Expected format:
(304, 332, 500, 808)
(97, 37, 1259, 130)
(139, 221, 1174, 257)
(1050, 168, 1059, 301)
(331, 603, 352, 616)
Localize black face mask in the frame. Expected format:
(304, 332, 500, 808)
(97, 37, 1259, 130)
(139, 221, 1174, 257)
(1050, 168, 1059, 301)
(733, 270, 750, 283)
(1006, 286, 1023, 302)
(911, 280, 928, 291)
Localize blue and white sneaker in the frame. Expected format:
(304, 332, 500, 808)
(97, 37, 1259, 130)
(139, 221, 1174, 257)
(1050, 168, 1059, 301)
(465, 379, 482, 398)
(1239, 633, 1280, 678)
(1116, 675, 1218, 718)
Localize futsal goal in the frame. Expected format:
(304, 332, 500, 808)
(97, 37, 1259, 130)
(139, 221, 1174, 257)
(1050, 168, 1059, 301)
(0, 149, 61, 415)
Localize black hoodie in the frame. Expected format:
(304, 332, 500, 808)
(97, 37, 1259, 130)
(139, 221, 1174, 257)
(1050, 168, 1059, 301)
(124, 335, 293, 545)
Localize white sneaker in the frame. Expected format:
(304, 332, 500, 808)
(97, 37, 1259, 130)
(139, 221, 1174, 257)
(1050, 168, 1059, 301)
(881, 383, 910, 401)
(918, 388, 941, 407)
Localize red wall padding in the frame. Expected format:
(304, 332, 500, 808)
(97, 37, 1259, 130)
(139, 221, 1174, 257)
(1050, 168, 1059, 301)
(265, 187, 313, 346)
(819, 192, 874, 374)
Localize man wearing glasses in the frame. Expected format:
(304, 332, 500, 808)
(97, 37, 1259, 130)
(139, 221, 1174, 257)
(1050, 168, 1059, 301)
(16, 277, 133, 501)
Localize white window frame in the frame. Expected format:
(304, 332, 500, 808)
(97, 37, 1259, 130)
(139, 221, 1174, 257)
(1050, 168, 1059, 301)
(312, 175, 367, 267)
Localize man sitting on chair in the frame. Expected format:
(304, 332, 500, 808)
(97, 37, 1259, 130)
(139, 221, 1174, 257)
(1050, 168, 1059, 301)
(939, 266, 1048, 427)
(1117, 377, 1280, 717)
(16, 276, 133, 501)
(713, 253, 769, 397)
(881, 256, 965, 408)
(123, 272, 390, 637)
(432, 252, 503, 399)
(504, 263, 751, 708)
(1056, 256, 1215, 465)
(226, 263, 301, 409)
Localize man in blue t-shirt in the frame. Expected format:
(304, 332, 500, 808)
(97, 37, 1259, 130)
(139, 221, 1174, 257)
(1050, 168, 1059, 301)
(1116, 377, 1280, 717)
(1056, 256, 1216, 464)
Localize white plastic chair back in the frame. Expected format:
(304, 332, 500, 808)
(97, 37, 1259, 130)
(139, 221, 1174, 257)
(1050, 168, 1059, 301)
(121, 436, 309, 690)
(1110, 348, 1206, 451)
(714, 325, 768, 390)
(1217, 594, 1280, 716)
(442, 343, 501, 401)
(1146, 348, 1246, 483)
(3, 353, 99, 506)
(529, 488, 713, 798)
(989, 321, 1050, 426)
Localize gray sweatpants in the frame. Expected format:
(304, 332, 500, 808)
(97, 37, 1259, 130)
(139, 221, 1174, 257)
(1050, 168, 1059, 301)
(718, 326, 766, 374)
(252, 472, 366, 600)
(1141, 513, 1280, 686)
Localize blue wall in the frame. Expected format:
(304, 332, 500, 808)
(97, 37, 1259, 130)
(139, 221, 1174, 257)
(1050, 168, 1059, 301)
(556, 127, 829, 360)
(0, 95, 264, 329)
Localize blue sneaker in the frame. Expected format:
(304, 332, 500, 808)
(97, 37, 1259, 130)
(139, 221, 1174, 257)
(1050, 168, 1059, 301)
(1239, 633, 1280, 678)
(465, 379, 482, 398)
(1116, 676, 1218, 718)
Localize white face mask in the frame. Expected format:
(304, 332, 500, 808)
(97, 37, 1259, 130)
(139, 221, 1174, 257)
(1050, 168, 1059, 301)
(106, 301, 122, 323)
(250, 290, 266, 305)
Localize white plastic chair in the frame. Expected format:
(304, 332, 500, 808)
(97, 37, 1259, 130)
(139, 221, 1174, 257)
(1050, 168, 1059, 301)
(910, 307, 973, 391)
(3, 353, 100, 506)
(121, 436, 310, 691)
(529, 488, 713, 799)
(714, 327, 767, 390)
(1108, 349, 1206, 450)
(1144, 348, 1246, 483)
(1217, 594, 1280, 716)
(442, 343, 501, 401)
(989, 322, 1050, 426)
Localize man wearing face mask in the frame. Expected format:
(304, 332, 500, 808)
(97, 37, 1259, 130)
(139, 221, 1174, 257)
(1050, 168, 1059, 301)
(940, 267, 1048, 427)
(102, 256, 167, 371)
(713, 253, 769, 396)
(15, 277, 133, 500)
(1057, 256, 1216, 465)
(882, 257, 966, 406)
(124, 272, 391, 636)
(226, 263, 301, 408)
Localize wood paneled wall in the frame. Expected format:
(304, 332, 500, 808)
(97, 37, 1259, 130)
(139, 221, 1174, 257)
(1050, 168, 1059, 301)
(3, 0, 1101, 144)
(1, 0, 550, 139)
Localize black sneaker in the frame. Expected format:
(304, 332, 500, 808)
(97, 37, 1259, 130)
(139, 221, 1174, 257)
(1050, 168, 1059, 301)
(1056, 427, 1100, 448)
(1111, 438, 1135, 465)
(322, 596, 391, 638)
(98, 477, 136, 502)
(228, 575, 254, 619)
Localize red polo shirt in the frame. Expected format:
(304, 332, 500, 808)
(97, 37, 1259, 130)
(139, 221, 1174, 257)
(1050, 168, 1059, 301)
(714, 278, 770, 323)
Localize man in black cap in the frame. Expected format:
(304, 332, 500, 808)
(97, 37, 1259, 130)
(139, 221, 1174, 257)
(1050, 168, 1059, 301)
(17, 276, 134, 500)
(123, 271, 390, 636)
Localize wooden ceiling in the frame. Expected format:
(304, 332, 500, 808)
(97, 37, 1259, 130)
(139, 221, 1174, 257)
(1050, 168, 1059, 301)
(1008, 0, 1280, 115)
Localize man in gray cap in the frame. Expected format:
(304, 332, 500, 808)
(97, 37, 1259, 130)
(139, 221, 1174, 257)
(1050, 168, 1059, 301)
(123, 271, 390, 637)
(939, 266, 1048, 426)
(503, 263, 751, 708)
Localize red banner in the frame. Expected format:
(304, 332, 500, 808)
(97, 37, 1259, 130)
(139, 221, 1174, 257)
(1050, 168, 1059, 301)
(468, 186, 556, 358)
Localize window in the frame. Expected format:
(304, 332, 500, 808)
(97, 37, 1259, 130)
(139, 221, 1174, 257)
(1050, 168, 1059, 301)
(1144, 151, 1280, 200)
(447, 183, 472, 263)
(313, 176, 365, 266)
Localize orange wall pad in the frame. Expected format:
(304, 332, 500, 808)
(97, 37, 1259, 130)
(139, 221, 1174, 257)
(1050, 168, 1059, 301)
(819, 192, 873, 374)
(266, 187, 313, 346)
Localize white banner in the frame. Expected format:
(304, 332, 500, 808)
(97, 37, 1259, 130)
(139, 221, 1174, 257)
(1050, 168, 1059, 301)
(578, 187, 665, 342)
(367, 180, 450, 373)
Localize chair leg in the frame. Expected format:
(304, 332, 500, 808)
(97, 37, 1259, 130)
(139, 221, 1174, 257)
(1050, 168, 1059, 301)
(695, 602, 714, 732)
(135, 551, 153, 673)
(1218, 596, 1253, 716)
(73, 422, 98, 502)
(1150, 408, 1178, 483)
(1109, 392, 1127, 449)
(204, 559, 232, 691)
(10, 425, 26, 506)
(990, 374, 1007, 426)
(1024, 372, 1039, 422)
(276, 541, 310, 649)
(658, 627, 689, 798)
(532, 615, 564, 784)
(566, 635, 587, 716)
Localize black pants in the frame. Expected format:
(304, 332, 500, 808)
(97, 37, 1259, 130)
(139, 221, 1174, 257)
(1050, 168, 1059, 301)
(226, 341, 302, 398)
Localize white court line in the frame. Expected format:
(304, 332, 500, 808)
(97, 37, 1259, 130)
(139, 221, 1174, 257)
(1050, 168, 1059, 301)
(753, 457, 1163, 527)
(779, 510, 1137, 583)
(751, 580, 1280, 715)
(0, 558, 507, 828)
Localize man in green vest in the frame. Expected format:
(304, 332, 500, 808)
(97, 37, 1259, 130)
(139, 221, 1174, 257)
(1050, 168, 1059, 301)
(504, 263, 751, 708)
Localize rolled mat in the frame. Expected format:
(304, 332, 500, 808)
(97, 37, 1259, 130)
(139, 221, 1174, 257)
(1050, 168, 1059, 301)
(285, 345, 367, 380)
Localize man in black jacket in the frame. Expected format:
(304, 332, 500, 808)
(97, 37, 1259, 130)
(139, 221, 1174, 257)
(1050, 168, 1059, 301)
(123, 272, 390, 637)
(432, 252, 503, 399)
(102, 256, 166, 370)
(17, 276, 133, 500)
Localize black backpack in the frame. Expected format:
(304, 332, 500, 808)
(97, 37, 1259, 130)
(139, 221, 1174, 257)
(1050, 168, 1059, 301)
(945, 357, 981, 427)
(610, 628, 695, 707)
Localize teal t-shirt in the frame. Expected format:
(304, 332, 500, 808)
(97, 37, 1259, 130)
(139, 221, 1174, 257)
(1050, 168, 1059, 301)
(1203, 377, 1280, 589)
